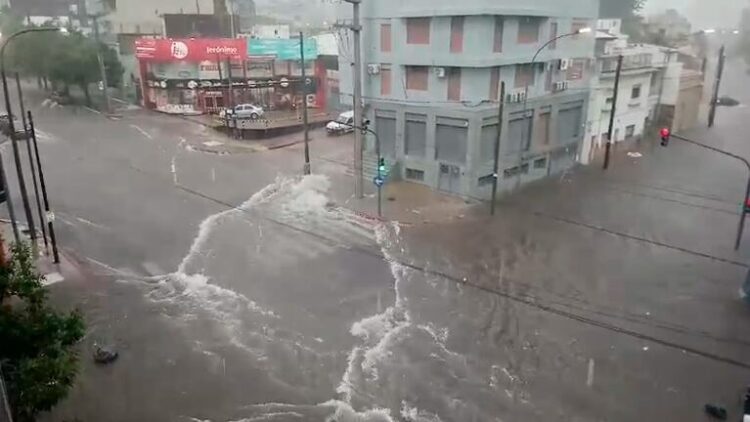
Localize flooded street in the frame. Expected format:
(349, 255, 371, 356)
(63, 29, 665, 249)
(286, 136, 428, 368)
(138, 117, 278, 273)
(4, 53, 746, 422)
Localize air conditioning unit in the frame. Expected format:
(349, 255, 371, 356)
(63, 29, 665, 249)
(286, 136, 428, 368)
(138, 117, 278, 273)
(559, 59, 570, 71)
(553, 81, 569, 92)
(367, 64, 381, 75)
(434, 67, 446, 78)
(506, 90, 527, 103)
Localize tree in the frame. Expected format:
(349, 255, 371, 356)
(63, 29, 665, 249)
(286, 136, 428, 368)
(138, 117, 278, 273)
(0, 243, 84, 422)
(599, 0, 648, 40)
(0, 8, 124, 103)
(599, 0, 647, 19)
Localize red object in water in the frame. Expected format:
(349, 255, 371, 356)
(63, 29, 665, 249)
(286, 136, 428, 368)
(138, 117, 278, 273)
(660, 128, 671, 138)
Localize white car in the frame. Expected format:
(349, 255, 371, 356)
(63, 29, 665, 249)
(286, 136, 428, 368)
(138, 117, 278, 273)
(326, 111, 355, 136)
(221, 103, 264, 120)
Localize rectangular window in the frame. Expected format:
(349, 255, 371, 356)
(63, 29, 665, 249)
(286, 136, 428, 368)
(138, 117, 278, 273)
(376, 113, 397, 157)
(490, 67, 500, 100)
(405, 168, 425, 181)
(493, 17, 504, 52)
(508, 115, 533, 153)
(545, 63, 553, 91)
(405, 114, 427, 157)
(571, 19, 588, 35)
(534, 157, 548, 169)
(405, 66, 429, 91)
(435, 118, 468, 164)
(450, 16, 464, 53)
(567, 59, 585, 80)
(518, 17, 540, 44)
(625, 124, 636, 138)
(447, 68, 461, 101)
(406, 18, 431, 44)
(381, 23, 392, 52)
(504, 166, 520, 179)
(558, 106, 583, 141)
(480, 124, 498, 164)
(550, 22, 558, 49)
(537, 112, 551, 145)
(478, 174, 495, 186)
(631, 84, 642, 99)
(515, 64, 535, 88)
(380, 67, 392, 96)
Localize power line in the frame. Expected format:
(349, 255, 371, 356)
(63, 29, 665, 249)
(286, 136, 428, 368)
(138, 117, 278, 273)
(112, 142, 750, 370)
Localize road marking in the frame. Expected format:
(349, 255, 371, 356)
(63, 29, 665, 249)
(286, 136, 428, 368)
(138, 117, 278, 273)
(171, 156, 178, 184)
(130, 124, 153, 140)
(211, 167, 216, 182)
(84, 106, 101, 115)
(85, 257, 140, 278)
(586, 358, 595, 387)
(75, 216, 108, 231)
(203, 141, 223, 147)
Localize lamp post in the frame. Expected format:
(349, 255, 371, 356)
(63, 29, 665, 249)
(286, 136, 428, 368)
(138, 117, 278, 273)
(517, 27, 592, 187)
(0, 27, 66, 248)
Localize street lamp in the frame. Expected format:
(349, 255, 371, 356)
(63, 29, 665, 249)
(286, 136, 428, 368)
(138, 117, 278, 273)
(516, 27, 592, 186)
(0, 26, 66, 248)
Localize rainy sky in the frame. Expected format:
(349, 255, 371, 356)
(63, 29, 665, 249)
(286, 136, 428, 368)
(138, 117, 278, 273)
(643, 0, 748, 29)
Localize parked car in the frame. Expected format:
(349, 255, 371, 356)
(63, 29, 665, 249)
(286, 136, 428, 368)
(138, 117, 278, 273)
(220, 104, 265, 120)
(326, 111, 355, 136)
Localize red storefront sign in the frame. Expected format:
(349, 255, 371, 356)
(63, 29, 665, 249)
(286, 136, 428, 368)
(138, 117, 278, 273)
(135, 38, 247, 62)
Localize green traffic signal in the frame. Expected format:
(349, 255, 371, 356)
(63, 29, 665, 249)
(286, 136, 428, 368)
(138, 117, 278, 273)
(378, 158, 386, 173)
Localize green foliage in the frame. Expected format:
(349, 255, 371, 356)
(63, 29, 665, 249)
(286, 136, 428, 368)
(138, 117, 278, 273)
(0, 8, 124, 105)
(0, 243, 85, 422)
(599, 0, 647, 19)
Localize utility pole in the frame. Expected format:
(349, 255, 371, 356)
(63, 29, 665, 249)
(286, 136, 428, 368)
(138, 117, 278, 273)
(1, 70, 37, 249)
(229, 0, 237, 38)
(708, 44, 725, 128)
(91, 14, 111, 114)
(300, 32, 311, 175)
(27, 112, 59, 263)
(342, 0, 364, 199)
(603, 55, 623, 170)
(491, 82, 505, 216)
(15, 73, 48, 252)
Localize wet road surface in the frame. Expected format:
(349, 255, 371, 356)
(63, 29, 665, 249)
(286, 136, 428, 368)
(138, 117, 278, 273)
(3, 59, 749, 421)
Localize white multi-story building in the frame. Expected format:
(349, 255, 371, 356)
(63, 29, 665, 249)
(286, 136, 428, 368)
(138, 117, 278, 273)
(580, 19, 682, 164)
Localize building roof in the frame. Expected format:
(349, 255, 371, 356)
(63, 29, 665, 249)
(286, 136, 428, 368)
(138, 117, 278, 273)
(596, 30, 617, 40)
(9, 0, 74, 17)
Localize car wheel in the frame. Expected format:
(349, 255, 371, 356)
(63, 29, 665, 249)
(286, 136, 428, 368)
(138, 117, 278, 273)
(250, 112, 259, 119)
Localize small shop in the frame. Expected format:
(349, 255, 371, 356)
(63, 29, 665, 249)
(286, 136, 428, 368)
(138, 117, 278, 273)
(135, 37, 326, 115)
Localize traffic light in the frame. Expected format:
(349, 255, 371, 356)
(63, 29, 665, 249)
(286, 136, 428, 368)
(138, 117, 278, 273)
(378, 158, 386, 174)
(660, 128, 671, 146)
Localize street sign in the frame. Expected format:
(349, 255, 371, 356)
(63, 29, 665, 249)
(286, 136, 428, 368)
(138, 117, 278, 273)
(373, 175, 385, 188)
(46, 210, 55, 222)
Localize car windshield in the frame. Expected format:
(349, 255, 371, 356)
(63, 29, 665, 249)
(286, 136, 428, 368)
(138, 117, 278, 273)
(4, 2, 749, 422)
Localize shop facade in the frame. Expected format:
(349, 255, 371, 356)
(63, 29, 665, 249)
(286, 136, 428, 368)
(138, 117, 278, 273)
(135, 37, 326, 115)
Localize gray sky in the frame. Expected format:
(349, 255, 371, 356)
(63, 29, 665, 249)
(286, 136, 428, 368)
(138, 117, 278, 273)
(643, 0, 748, 29)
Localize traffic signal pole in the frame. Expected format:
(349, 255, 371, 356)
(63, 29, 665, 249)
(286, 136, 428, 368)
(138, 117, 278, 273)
(603, 55, 624, 170)
(708, 45, 725, 128)
(662, 131, 750, 250)
(491, 82, 506, 216)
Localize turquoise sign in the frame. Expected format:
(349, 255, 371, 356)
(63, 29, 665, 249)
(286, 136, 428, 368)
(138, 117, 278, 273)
(248, 38, 319, 60)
